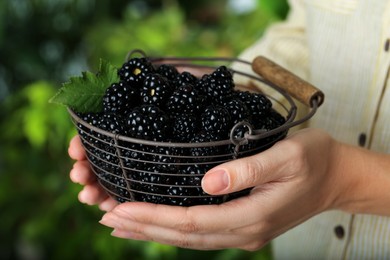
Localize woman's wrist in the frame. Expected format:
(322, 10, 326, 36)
(331, 141, 390, 216)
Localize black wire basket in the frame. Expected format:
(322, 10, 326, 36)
(69, 50, 324, 206)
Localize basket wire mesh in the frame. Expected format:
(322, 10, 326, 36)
(68, 50, 322, 206)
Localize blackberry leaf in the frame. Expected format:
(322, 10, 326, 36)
(49, 59, 119, 113)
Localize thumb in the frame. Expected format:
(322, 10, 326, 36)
(201, 142, 291, 195)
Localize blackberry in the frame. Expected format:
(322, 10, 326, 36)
(157, 163, 224, 206)
(150, 146, 181, 178)
(77, 113, 125, 148)
(84, 114, 126, 177)
(76, 112, 102, 145)
(166, 84, 203, 114)
(156, 64, 179, 81)
(133, 192, 166, 204)
(212, 65, 233, 78)
(122, 145, 165, 202)
(86, 144, 117, 174)
(164, 186, 200, 206)
(126, 105, 171, 141)
(253, 109, 285, 131)
(235, 91, 272, 117)
(201, 105, 232, 139)
(174, 71, 198, 88)
(103, 82, 139, 114)
(121, 143, 151, 172)
(99, 172, 131, 202)
(118, 57, 155, 87)
(140, 73, 173, 107)
(132, 171, 164, 195)
(179, 163, 211, 187)
(252, 109, 288, 149)
(171, 114, 200, 142)
(196, 66, 234, 103)
(223, 98, 250, 125)
(97, 113, 126, 136)
(269, 108, 287, 126)
(129, 145, 182, 204)
(189, 132, 223, 161)
(196, 195, 224, 205)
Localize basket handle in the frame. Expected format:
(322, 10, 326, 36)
(252, 56, 324, 107)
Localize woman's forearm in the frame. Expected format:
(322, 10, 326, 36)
(334, 142, 390, 216)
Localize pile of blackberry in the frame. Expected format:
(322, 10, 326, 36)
(76, 57, 287, 206)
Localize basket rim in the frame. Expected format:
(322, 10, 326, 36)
(67, 55, 322, 148)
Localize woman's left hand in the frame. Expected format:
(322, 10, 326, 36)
(99, 128, 347, 251)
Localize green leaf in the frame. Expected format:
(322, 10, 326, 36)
(49, 59, 119, 113)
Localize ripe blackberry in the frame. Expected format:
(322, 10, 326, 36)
(201, 105, 232, 139)
(171, 114, 200, 142)
(252, 109, 288, 149)
(179, 163, 211, 187)
(97, 113, 126, 136)
(78, 113, 125, 156)
(223, 98, 250, 125)
(174, 71, 198, 88)
(150, 146, 181, 178)
(212, 65, 233, 78)
(159, 163, 224, 206)
(126, 105, 171, 141)
(156, 64, 179, 81)
(166, 84, 203, 115)
(84, 114, 125, 175)
(99, 172, 131, 202)
(164, 186, 201, 206)
(76, 112, 102, 145)
(120, 143, 151, 172)
(133, 192, 165, 204)
(253, 108, 285, 131)
(140, 73, 174, 107)
(103, 81, 139, 114)
(189, 132, 222, 161)
(118, 57, 155, 87)
(269, 108, 287, 126)
(196, 195, 224, 205)
(122, 145, 165, 202)
(235, 91, 272, 117)
(132, 171, 164, 195)
(196, 66, 234, 103)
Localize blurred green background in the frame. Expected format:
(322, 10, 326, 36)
(0, 0, 289, 259)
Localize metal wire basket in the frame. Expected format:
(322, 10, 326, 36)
(68, 50, 324, 206)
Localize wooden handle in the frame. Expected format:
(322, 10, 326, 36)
(252, 56, 324, 107)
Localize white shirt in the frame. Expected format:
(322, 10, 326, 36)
(233, 0, 390, 259)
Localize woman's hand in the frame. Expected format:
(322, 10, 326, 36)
(69, 128, 390, 250)
(96, 128, 345, 250)
(68, 135, 118, 212)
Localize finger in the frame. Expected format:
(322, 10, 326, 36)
(110, 229, 150, 241)
(104, 198, 264, 234)
(78, 184, 109, 206)
(98, 197, 119, 212)
(102, 214, 260, 250)
(68, 135, 86, 161)
(202, 139, 299, 195)
(70, 160, 96, 185)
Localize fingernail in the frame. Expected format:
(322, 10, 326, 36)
(99, 214, 117, 228)
(111, 229, 124, 237)
(202, 169, 229, 194)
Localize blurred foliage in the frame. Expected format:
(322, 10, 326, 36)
(0, 0, 289, 259)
